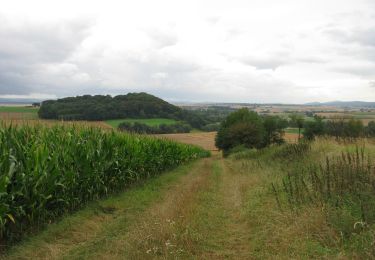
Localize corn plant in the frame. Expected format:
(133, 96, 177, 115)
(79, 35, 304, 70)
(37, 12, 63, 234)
(0, 124, 209, 242)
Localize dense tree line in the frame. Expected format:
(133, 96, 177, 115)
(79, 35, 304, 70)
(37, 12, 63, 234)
(38, 92, 221, 130)
(38, 93, 182, 121)
(215, 109, 287, 155)
(118, 122, 191, 134)
(304, 116, 375, 140)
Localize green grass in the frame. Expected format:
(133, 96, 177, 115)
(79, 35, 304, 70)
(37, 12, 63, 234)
(285, 127, 300, 134)
(228, 139, 375, 258)
(0, 106, 38, 113)
(105, 118, 179, 128)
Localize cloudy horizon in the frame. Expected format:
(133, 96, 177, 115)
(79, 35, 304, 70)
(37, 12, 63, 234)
(1, 0, 375, 103)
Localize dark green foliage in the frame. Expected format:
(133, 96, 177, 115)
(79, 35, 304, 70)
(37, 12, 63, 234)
(263, 115, 288, 145)
(38, 93, 226, 131)
(289, 113, 305, 139)
(201, 122, 221, 132)
(272, 142, 311, 161)
(118, 122, 191, 134)
(365, 121, 375, 136)
(215, 109, 287, 155)
(0, 124, 209, 243)
(325, 119, 364, 139)
(303, 116, 325, 140)
(188, 106, 236, 121)
(304, 117, 365, 140)
(215, 109, 265, 155)
(38, 93, 182, 121)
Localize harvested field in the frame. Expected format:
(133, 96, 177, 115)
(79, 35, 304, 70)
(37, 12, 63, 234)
(0, 112, 37, 120)
(316, 112, 375, 125)
(284, 132, 300, 143)
(155, 131, 300, 151)
(154, 132, 218, 151)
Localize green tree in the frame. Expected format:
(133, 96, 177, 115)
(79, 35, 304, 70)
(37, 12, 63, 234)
(366, 121, 375, 137)
(289, 113, 305, 140)
(263, 116, 287, 145)
(215, 109, 265, 155)
(303, 116, 325, 140)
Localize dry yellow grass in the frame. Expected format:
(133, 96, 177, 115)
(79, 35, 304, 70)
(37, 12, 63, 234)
(0, 119, 113, 129)
(284, 132, 300, 143)
(154, 132, 218, 151)
(155, 131, 301, 152)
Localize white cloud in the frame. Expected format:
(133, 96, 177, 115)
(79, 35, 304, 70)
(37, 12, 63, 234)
(0, 0, 375, 103)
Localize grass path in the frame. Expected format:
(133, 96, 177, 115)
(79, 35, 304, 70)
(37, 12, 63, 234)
(3, 153, 260, 259)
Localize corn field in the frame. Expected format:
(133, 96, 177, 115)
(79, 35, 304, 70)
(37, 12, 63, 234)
(0, 124, 209, 242)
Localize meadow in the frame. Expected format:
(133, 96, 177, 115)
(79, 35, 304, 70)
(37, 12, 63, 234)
(228, 138, 375, 258)
(0, 106, 38, 114)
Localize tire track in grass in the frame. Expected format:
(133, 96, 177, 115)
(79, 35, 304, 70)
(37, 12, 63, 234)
(187, 156, 254, 259)
(5, 154, 256, 259)
(59, 157, 215, 259)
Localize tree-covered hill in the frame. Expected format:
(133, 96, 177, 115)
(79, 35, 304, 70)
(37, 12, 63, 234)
(38, 93, 184, 121)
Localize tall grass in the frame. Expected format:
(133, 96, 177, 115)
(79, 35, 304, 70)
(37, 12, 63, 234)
(272, 145, 375, 241)
(0, 124, 209, 243)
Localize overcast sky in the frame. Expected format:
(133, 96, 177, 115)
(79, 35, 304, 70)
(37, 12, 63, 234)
(1, 0, 375, 103)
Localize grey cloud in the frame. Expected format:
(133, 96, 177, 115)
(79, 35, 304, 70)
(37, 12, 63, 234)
(0, 17, 93, 95)
(238, 55, 290, 70)
(330, 62, 375, 77)
(143, 28, 178, 49)
(324, 26, 375, 47)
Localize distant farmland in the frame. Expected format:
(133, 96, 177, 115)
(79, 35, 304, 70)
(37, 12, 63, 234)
(105, 118, 179, 128)
(0, 106, 38, 120)
(0, 106, 38, 113)
(316, 112, 375, 125)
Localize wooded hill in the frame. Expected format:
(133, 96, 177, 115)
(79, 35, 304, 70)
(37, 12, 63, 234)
(38, 92, 209, 129)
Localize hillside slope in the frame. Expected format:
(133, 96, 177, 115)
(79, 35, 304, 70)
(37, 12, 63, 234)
(38, 92, 183, 120)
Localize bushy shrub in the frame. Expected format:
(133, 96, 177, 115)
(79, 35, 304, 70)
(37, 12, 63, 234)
(215, 109, 287, 155)
(118, 122, 192, 134)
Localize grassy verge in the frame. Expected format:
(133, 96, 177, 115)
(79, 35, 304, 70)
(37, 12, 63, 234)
(105, 118, 179, 128)
(229, 138, 375, 258)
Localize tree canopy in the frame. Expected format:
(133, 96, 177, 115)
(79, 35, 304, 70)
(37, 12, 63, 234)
(38, 93, 182, 121)
(215, 108, 287, 155)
